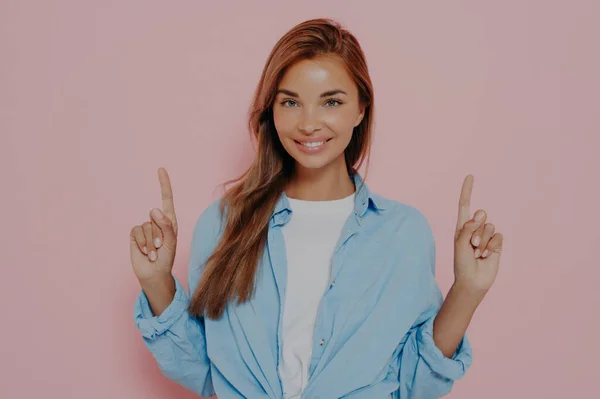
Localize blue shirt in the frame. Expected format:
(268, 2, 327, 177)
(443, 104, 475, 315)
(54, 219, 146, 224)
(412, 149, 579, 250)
(133, 173, 472, 398)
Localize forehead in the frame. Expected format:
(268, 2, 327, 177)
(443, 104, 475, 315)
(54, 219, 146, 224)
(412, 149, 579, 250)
(278, 55, 357, 96)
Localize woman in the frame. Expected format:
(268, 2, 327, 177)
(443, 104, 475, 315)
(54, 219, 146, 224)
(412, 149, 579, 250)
(130, 18, 503, 399)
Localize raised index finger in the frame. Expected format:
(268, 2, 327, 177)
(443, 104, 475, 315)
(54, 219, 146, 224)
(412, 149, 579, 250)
(456, 174, 474, 232)
(158, 167, 176, 222)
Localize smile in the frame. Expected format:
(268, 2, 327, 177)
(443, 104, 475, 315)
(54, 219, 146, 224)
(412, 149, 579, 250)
(294, 138, 332, 154)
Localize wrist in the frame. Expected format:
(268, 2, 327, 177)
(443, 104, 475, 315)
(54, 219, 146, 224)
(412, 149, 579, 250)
(448, 280, 487, 310)
(140, 275, 176, 317)
(452, 276, 489, 296)
(140, 274, 175, 296)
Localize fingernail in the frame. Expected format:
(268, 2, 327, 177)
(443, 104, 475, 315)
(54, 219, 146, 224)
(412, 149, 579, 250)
(474, 249, 481, 258)
(154, 237, 161, 248)
(482, 249, 489, 257)
(472, 236, 480, 246)
(149, 251, 157, 261)
(152, 208, 162, 219)
(475, 212, 485, 222)
(142, 246, 147, 254)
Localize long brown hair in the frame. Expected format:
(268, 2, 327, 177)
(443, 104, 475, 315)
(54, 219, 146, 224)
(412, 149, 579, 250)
(189, 18, 375, 319)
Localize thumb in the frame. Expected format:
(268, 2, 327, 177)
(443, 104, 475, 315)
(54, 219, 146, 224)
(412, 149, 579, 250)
(150, 208, 177, 249)
(456, 211, 486, 247)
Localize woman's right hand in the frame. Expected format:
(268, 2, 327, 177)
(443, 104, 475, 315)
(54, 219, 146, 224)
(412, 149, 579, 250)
(129, 167, 179, 286)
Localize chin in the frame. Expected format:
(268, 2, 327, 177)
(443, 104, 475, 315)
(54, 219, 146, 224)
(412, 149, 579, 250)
(291, 151, 344, 171)
(296, 159, 332, 170)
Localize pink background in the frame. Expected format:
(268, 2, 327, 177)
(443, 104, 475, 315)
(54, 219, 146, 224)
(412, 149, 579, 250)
(2, 1, 599, 398)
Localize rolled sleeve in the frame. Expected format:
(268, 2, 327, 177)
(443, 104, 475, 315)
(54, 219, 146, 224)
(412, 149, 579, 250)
(395, 207, 474, 398)
(416, 315, 473, 381)
(133, 275, 190, 340)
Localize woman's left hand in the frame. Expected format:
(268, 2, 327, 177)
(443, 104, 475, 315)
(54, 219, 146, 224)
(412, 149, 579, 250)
(453, 174, 504, 293)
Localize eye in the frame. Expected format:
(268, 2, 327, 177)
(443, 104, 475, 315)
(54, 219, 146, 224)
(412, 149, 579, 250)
(281, 99, 298, 107)
(324, 99, 343, 107)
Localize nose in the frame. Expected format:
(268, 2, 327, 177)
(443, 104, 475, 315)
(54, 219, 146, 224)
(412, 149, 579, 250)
(298, 108, 322, 134)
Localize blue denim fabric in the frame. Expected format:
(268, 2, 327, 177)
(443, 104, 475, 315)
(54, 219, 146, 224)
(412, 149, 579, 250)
(134, 173, 472, 398)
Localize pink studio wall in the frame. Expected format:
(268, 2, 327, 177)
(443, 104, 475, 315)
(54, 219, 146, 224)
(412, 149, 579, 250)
(2, 1, 599, 398)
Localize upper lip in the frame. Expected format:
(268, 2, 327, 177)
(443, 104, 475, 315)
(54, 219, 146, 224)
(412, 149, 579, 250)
(294, 137, 332, 143)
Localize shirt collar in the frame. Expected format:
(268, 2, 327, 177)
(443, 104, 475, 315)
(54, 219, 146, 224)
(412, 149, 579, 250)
(271, 172, 385, 226)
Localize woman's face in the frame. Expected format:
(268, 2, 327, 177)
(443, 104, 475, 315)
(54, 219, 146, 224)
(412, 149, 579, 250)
(272, 55, 364, 173)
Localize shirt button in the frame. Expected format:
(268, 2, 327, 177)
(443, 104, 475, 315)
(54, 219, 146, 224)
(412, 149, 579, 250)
(330, 280, 335, 288)
(319, 338, 325, 346)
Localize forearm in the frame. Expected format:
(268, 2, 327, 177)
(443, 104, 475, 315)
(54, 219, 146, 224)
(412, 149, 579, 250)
(140, 275, 176, 317)
(433, 281, 486, 357)
(134, 275, 213, 397)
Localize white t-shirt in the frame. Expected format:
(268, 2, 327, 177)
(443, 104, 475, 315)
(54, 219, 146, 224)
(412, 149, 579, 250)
(278, 192, 356, 398)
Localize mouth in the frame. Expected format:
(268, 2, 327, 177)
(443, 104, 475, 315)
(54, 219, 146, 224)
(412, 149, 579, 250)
(294, 138, 333, 154)
(294, 138, 333, 147)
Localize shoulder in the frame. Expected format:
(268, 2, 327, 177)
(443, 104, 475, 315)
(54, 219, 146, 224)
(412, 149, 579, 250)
(187, 197, 226, 273)
(371, 192, 434, 240)
(192, 197, 225, 241)
(369, 192, 437, 275)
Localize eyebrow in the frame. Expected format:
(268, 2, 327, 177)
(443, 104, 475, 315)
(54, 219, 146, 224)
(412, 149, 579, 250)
(276, 89, 348, 98)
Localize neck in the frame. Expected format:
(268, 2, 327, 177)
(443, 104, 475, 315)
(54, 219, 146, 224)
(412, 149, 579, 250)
(285, 161, 355, 201)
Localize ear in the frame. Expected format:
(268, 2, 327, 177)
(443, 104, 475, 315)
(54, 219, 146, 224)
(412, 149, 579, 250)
(354, 105, 366, 127)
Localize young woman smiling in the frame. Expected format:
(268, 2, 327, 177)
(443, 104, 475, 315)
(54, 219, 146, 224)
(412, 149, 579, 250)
(130, 18, 503, 399)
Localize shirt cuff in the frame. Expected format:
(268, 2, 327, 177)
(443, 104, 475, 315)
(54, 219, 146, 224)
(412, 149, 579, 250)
(416, 315, 473, 381)
(133, 275, 190, 340)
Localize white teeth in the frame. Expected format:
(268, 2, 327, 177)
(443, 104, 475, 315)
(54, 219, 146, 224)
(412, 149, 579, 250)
(301, 141, 325, 147)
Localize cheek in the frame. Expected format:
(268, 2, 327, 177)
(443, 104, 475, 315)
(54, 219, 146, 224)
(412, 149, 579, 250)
(273, 109, 297, 137)
(324, 108, 359, 137)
